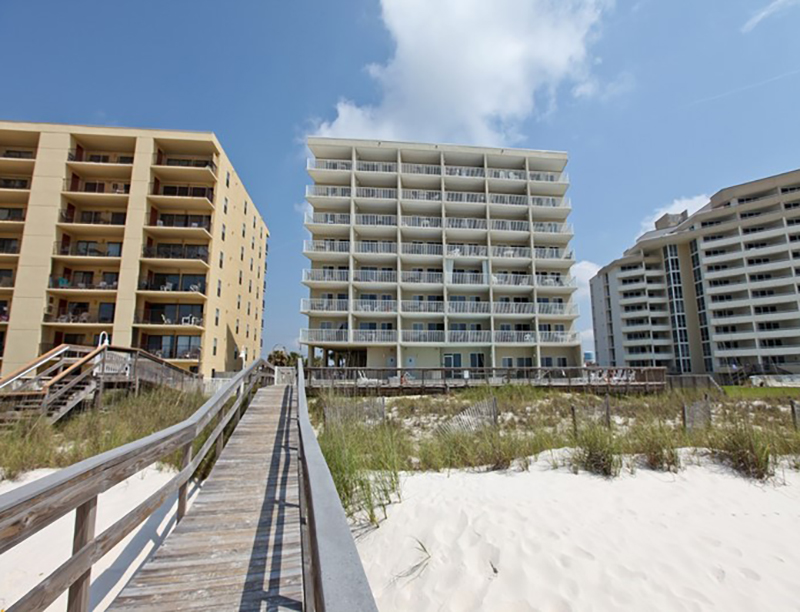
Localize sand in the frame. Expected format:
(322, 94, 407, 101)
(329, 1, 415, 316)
(0, 467, 200, 612)
(357, 454, 800, 612)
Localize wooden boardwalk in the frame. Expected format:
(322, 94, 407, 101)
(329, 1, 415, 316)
(109, 385, 304, 611)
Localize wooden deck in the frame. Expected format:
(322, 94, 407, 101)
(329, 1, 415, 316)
(109, 385, 304, 611)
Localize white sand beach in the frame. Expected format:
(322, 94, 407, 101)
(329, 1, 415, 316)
(357, 455, 800, 612)
(0, 467, 199, 612)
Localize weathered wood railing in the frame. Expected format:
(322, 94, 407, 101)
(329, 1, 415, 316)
(0, 358, 273, 612)
(296, 360, 379, 612)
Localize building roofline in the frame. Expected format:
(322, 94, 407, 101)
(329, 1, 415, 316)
(0, 118, 216, 138)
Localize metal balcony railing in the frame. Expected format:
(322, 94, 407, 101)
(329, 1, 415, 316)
(53, 242, 120, 257)
(401, 215, 442, 228)
(356, 161, 397, 173)
(445, 165, 485, 178)
(447, 244, 488, 257)
(531, 196, 568, 208)
(305, 212, 350, 225)
(135, 311, 205, 326)
(64, 179, 129, 194)
(307, 159, 353, 172)
(355, 187, 397, 199)
(401, 271, 443, 284)
(60, 210, 126, 225)
(529, 171, 567, 182)
(450, 272, 486, 285)
(354, 214, 397, 227)
(445, 191, 486, 204)
(402, 243, 443, 256)
(50, 276, 119, 291)
(494, 330, 537, 343)
(536, 303, 579, 316)
(44, 309, 114, 324)
(535, 275, 577, 288)
(487, 168, 527, 181)
(447, 301, 491, 314)
(150, 215, 211, 231)
(155, 154, 217, 173)
(538, 331, 580, 343)
(303, 269, 350, 282)
(446, 217, 487, 230)
(0, 276, 15, 288)
(493, 274, 533, 286)
(301, 299, 349, 312)
(69, 149, 134, 165)
(447, 330, 492, 343)
(492, 245, 531, 258)
(493, 302, 536, 315)
(304, 240, 351, 253)
(138, 279, 206, 293)
(400, 300, 445, 313)
(534, 247, 573, 260)
(142, 245, 209, 262)
(0, 207, 26, 221)
(353, 241, 396, 254)
(532, 222, 573, 234)
(489, 194, 529, 206)
(0, 148, 35, 159)
(138, 344, 202, 360)
(300, 329, 349, 343)
(353, 270, 397, 283)
(401, 330, 445, 343)
(491, 219, 530, 232)
(0, 177, 30, 190)
(151, 183, 214, 201)
(306, 185, 352, 198)
(401, 163, 442, 176)
(402, 189, 442, 202)
(353, 299, 397, 313)
(352, 329, 397, 343)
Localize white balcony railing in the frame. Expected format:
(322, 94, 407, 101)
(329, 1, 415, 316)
(492, 245, 531, 258)
(300, 329, 349, 343)
(401, 271, 443, 284)
(445, 165, 485, 178)
(354, 241, 397, 254)
(355, 214, 397, 227)
(536, 303, 579, 316)
(305, 212, 350, 225)
(307, 159, 352, 172)
(355, 187, 397, 199)
(447, 330, 492, 343)
(535, 275, 577, 288)
(356, 161, 397, 173)
(353, 299, 397, 313)
(401, 163, 442, 176)
(402, 189, 442, 202)
(401, 330, 446, 343)
(302, 269, 350, 282)
(446, 217, 487, 230)
(400, 300, 445, 313)
(533, 222, 573, 234)
(494, 330, 537, 343)
(402, 243, 443, 256)
(447, 301, 491, 314)
(487, 168, 527, 181)
(401, 216, 443, 229)
(450, 272, 486, 285)
(447, 244, 488, 257)
(531, 196, 568, 208)
(489, 194, 529, 206)
(538, 331, 580, 343)
(492, 302, 537, 315)
(446, 191, 487, 204)
(300, 299, 349, 312)
(304, 240, 350, 253)
(353, 270, 397, 283)
(529, 171, 568, 183)
(493, 274, 533, 286)
(534, 247, 574, 260)
(305, 185, 352, 198)
(491, 219, 530, 232)
(353, 329, 397, 343)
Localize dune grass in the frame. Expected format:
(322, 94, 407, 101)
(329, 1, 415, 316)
(0, 387, 207, 481)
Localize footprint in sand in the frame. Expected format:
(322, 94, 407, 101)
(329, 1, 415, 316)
(740, 568, 761, 581)
(712, 567, 726, 583)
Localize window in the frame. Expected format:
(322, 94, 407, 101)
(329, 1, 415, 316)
(235, 319, 240, 334)
(244, 201, 248, 215)
(215, 308, 220, 326)
(224, 197, 228, 214)
(226, 172, 230, 188)
(219, 251, 224, 268)
(250, 257, 254, 272)
(217, 280, 222, 297)
(221, 224, 226, 241)
(247, 302, 251, 316)
(213, 338, 217, 356)
(237, 296, 241, 310)
(239, 271, 243, 285)
(242, 223, 246, 238)
(240, 246, 244, 261)
(249, 279, 252, 293)
(246, 324, 250, 339)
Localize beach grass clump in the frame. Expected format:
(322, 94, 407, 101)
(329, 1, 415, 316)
(628, 420, 681, 472)
(710, 420, 775, 480)
(571, 423, 622, 477)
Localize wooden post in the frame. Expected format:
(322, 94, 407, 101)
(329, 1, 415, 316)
(605, 393, 611, 429)
(67, 496, 97, 612)
(570, 405, 578, 438)
(791, 400, 798, 431)
(681, 404, 688, 432)
(133, 351, 140, 396)
(177, 442, 193, 522)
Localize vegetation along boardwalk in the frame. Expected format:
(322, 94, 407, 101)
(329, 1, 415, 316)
(109, 385, 303, 611)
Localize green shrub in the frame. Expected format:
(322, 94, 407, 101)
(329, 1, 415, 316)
(571, 423, 622, 477)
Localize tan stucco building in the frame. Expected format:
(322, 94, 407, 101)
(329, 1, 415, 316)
(0, 120, 268, 378)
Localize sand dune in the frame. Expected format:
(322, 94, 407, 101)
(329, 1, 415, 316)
(357, 454, 800, 612)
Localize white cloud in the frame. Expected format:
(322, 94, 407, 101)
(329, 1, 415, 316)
(580, 328, 595, 352)
(573, 259, 601, 353)
(742, 0, 800, 33)
(638, 194, 709, 238)
(312, 0, 616, 146)
(573, 71, 635, 102)
(293, 201, 312, 216)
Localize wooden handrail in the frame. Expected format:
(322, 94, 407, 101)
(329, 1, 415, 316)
(0, 344, 83, 391)
(42, 345, 105, 390)
(0, 358, 274, 612)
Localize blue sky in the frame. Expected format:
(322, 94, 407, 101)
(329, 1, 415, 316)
(1, 0, 799, 354)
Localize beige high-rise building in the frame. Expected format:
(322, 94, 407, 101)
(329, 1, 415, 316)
(300, 137, 581, 370)
(0, 120, 268, 378)
(591, 168, 800, 376)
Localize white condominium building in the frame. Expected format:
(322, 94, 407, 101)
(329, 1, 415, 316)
(591, 168, 800, 375)
(300, 137, 581, 371)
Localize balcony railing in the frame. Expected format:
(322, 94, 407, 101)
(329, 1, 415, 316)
(447, 244, 488, 257)
(354, 241, 396, 254)
(535, 275, 577, 288)
(44, 310, 114, 324)
(155, 155, 217, 173)
(53, 242, 119, 257)
(536, 303, 579, 316)
(356, 161, 397, 173)
(401, 271, 443, 284)
(353, 299, 397, 313)
(356, 187, 397, 200)
(493, 302, 536, 315)
(446, 191, 486, 204)
(139, 345, 202, 360)
(0, 176, 30, 190)
(492, 245, 531, 258)
(306, 185, 352, 198)
(300, 329, 349, 343)
(494, 330, 537, 343)
(142, 245, 209, 262)
(529, 171, 567, 182)
(402, 243, 443, 256)
(353, 329, 397, 343)
(400, 301, 445, 313)
(402, 189, 442, 202)
(308, 159, 353, 172)
(447, 330, 492, 343)
(304, 240, 351, 253)
(354, 214, 397, 227)
(533, 222, 573, 234)
(401, 163, 442, 176)
(353, 270, 397, 283)
(1, 148, 35, 160)
(401, 216, 442, 228)
(532, 196, 568, 208)
(69, 150, 134, 165)
(151, 183, 214, 201)
(446, 217, 487, 230)
(305, 212, 350, 225)
(138, 279, 206, 293)
(447, 301, 491, 314)
(493, 274, 533, 286)
(538, 331, 580, 343)
(445, 165, 485, 178)
(491, 219, 529, 232)
(489, 194, 529, 206)
(450, 272, 486, 285)
(150, 215, 211, 231)
(487, 168, 527, 181)
(60, 210, 126, 225)
(64, 179, 129, 194)
(135, 312, 204, 326)
(0, 208, 26, 222)
(534, 247, 574, 260)
(0, 276, 14, 288)
(402, 330, 445, 343)
(50, 276, 119, 291)
(301, 299, 349, 312)
(303, 269, 350, 282)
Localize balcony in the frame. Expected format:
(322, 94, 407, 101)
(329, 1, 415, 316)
(535, 303, 579, 316)
(152, 154, 217, 182)
(493, 302, 536, 315)
(493, 274, 532, 287)
(302, 269, 350, 283)
(43, 309, 114, 325)
(305, 212, 351, 229)
(402, 189, 442, 202)
(353, 299, 398, 313)
(354, 241, 396, 255)
(401, 330, 445, 343)
(60, 209, 126, 226)
(401, 163, 442, 176)
(64, 178, 129, 196)
(494, 330, 537, 344)
(489, 194, 529, 207)
(146, 214, 212, 239)
(447, 244, 487, 257)
(353, 270, 397, 283)
(446, 217, 487, 231)
(445, 191, 486, 204)
(532, 222, 572, 234)
(300, 298, 349, 313)
(142, 245, 209, 267)
(450, 272, 486, 285)
(535, 275, 577, 289)
(0, 207, 26, 224)
(0, 147, 35, 161)
(447, 301, 491, 314)
(304, 240, 351, 254)
(354, 214, 397, 227)
(353, 330, 398, 343)
(149, 183, 214, 209)
(306, 185, 352, 199)
(539, 331, 581, 344)
(400, 301, 445, 313)
(401, 271, 443, 284)
(300, 329, 349, 344)
(487, 168, 527, 181)
(69, 149, 133, 165)
(491, 245, 531, 259)
(402, 243, 443, 256)
(529, 171, 567, 183)
(0, 275, 14, 291)
(401, 216, 443, 229)
(355, 187, 397, 201)
(0, 239, 20, 257)
(534, 247, 574, 261)
(307, 159, 353, 172)
(138, 344, 202, 361)
(49, 276, 118, 293)
(54, 242, 121, 259)
(135, 311, 204, 328)
(447, 330, 492, 343)
(491, 219, 529, 233)
(356, 161, 397, 174)
(445, 165, 485, 179)
(138, 277, 207, 295)
(0, 176, 31, 191)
